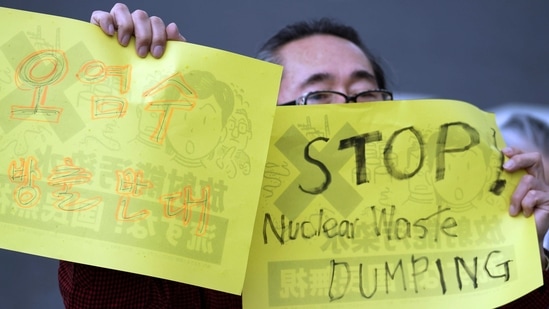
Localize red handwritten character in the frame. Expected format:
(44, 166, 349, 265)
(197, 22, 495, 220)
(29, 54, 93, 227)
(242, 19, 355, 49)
(115, 168, 153, 222)
(47, 157, 102, 211)
(76, 60, 131, 119)
(12, 50, 68, 123)
(160, 185, 211, 236)
(142, 72, 197, 144)
(7, 156, 42, 208)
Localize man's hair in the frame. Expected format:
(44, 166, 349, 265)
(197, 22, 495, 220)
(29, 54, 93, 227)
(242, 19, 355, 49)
(501, 113, 549, 157)
(257, 18, 387, 90)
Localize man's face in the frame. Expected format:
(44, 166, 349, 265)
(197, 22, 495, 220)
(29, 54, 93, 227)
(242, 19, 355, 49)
(276, 34, 378, 105)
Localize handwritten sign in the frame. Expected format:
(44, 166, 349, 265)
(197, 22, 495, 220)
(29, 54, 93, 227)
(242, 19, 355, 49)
(242, 100, 542, 308)
(0, 7, 282, 294)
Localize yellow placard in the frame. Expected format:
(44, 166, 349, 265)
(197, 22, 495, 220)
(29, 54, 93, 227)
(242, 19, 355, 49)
(243, 100, 541, 308)
(0, 7, 282, 294)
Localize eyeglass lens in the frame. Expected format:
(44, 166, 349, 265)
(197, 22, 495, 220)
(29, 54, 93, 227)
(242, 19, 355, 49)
(305, 91, 389, 105)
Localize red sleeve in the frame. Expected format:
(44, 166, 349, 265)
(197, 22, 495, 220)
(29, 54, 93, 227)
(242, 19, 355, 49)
(58, 261, 242, 309)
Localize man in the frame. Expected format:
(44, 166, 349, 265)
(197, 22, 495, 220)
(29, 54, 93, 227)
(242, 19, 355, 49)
(59, 3, 549, 308)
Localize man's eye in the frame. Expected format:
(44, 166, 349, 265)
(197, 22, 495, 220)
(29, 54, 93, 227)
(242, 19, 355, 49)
(309, 93, 329, 100)
(307, 92, 335, 104)
(356, 91, 383, 102)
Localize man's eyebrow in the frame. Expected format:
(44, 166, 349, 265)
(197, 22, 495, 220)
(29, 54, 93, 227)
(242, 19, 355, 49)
(299, 72, 332, 88)
(351, 70, 376, 82)
(299, 70, 377, 89)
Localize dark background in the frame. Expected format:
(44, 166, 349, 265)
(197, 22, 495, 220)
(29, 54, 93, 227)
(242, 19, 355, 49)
(0, 1, 547, 308)
(2, 0, 549, 109)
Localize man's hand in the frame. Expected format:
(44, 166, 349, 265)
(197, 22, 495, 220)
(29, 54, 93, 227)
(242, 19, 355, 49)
(503, 147, 549, 269)
(90, 3, 186, 58)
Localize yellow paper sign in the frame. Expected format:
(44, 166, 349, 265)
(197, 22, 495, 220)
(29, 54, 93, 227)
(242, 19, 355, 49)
(243, 100, 541, 308)
(0, 7, 282, 294)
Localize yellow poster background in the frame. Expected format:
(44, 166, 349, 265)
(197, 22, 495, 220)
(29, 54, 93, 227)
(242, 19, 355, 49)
(243, 100, 541, 308)
(0, 7, 282, 294)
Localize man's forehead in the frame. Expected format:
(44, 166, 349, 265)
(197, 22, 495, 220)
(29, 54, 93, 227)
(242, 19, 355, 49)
(297, 70, 376, 88)
(279, 34, 367, 58)
(278, 35, 373, 72)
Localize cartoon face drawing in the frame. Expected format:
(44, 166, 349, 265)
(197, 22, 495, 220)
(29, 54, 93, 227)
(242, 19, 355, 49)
(167, 96, 225, 161)
(164, 70, 235, 166)
(225, 109, 252, 150)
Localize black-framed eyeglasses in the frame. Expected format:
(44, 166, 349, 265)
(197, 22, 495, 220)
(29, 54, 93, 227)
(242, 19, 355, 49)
(279, 89, 393, 106)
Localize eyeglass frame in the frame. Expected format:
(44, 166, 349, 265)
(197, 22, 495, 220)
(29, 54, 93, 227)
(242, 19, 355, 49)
(279, 89, 393, 106)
